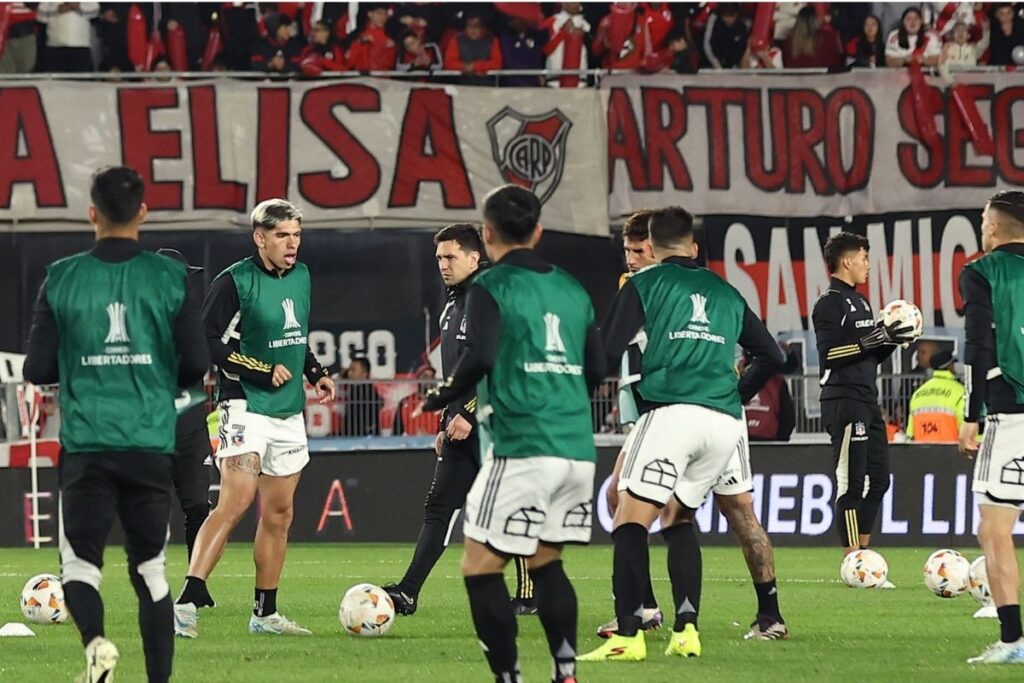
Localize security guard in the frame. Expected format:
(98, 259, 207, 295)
(906, 350, 964, 442)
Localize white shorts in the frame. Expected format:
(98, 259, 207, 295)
(463, 455, 595, 557)
(712, 430, 753, 497)
(973, 413, 1024, 510)
(215, 400, 309, 477)
(618, 404, 745, 509)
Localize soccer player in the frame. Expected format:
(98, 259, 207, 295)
(157, 248, 213, 563)
(597, 210, 789, 648)
(960, 190, 1024, 665)
(173, 198, 335, 638)
(383, 223, 535, 616)
(811, 233, 913, 560)
(23, 166, 209, 683)
(422, 185, 605, 683)
(579, 206, 783, 663)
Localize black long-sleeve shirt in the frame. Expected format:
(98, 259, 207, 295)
(438, 272, 479, 427)
(600, 256, 785, 416)
(424, 249, 605, 411)
(24, 238, 209, 390)
(960, 242, 1024, 422)
(812, 276, 895, 403)
(204, 254, 327, 402)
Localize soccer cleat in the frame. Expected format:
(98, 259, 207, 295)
(173, 602, 198, 639)
(973, 603, 998, 619)
(74, 636, 119, 683)
(596, 607, 664, 638)
(381, 583, 417, 616)
(665, 623, 702, 657)
(879, 580, 896, 589)
(967, 638, 1024, 664)
(577, 632, 647, 662)
(512, 597, 538, 616)
(248, 612, 312, 635)
(744, 615, 791, 641)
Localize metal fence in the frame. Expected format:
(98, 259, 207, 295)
(2, 373, 942, 444)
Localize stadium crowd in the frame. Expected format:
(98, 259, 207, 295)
(1, 2, 1023, 82)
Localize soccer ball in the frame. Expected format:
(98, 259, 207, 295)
(969, 556, 992, 606)
(20, 573, 68, 624)
(339, 583, 395, 637)
(923, 549, 971, 598)
(840, 549, 889, 588)
(879, 299, 923, 348)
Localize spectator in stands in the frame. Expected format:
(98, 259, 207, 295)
(0, 3, 38, 73)
(498, 13, 548, 86)
(220, 2, 260, 71)
(741, 348, 796, 442)
(543, 2, 590, 88)
(783, 5, 843, 68)
(703, 3, 749, 70)
(396, 30, 442, 72)
(660, 28, 700, 74)
(942, 21, 978, 67)
(846, 14, 885, 67)
(341, 357, 383, 437)
(162, 3, 211, 72)
(987, 3, 1024, 65)
(251, 13, 303, 74)
(95, 3, 144, 72)
(444, 12, 501, 85)
(905, 350, 964, 443)
(347, 3, 398, 71)
(395, 3, 450, 43)
(393, 366, 441, 436)
(151, 56, 173, 81)
(592, 2, 648, 70)
(37, 2, 100, 72)
(300, 20, 348, 75)
(885, 7, 941, 67)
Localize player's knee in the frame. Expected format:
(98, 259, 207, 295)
(866, 477, 890, 499)
(183, 504, 210, 526)
(62, 557, 103, 591)
(131, 553, 170, 603)
(262, 505, 294, 533)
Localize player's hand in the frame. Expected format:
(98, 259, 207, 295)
(446, 414, 473, 441)
(434, 431, 444, 455)
(879, 319, 915, 345)
(959, 422, 981, 458)
(271, 364, 292, 387)
(315, 375, 335, 403)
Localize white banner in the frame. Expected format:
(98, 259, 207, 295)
(0, 79, 608, 235)
(604, 70, 1024, 218)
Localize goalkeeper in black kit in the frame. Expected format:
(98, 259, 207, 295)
(811, 232, 915, 563)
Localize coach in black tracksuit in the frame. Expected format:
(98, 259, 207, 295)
(812, 232, 914, 553)
(384, 224, 534, 616)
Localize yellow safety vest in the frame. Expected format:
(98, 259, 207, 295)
(907, 370, 964, 442)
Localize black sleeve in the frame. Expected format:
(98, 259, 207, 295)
(737, 305, 785, 403)
(424, 285, 501, 411)
(174, 272, 211, 388)
(584, 322, 606, 396)
(776, 380, 796, 441)
(203, 276, 275, 388)
(960, 267, 993, 422)
(812, 293, 877, 369)
(599, 280, 645, 373)
(393, 397, 406, 435)
(23, 278, 60, 385)
(303, 347, 329, 385)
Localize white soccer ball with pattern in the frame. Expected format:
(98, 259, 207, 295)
(923, 549, 971, 598)
(840, 549, 889, 588)
(969, 555, 993, 606)
(879, 299, 924, 348)
(20, 573, 68, 624)
(339, 583, 395, 637)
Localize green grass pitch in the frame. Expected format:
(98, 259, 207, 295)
(1, 544, 1023, 682)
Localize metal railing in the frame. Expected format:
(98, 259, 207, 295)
(2, 373, 944, 446)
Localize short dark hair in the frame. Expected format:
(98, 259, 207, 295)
(482, 185, 541, 244)
(648, 206, 694, 249)
(987, 190, 1024, 230)
(90, 166, 145, 225)
(434, 223, 484, 253)
(251, 198, 302, 230)
(622, 210, 653, 242)
(823, 231, 870, 273)
(349, 357, 370, 373)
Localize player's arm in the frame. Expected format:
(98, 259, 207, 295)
(423, 285, 501, 412)
(23, 278, 60, 385)
(599, 279, 644, 374)
(960, 267, 993, 423)
(202, 275, 276, 388)
(583, 322, 607, 396)
(737, 305, 786, 403)
(173, 271, 211, 388)
(812, 293, 910, 369)
(303, 347, 329, 384)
